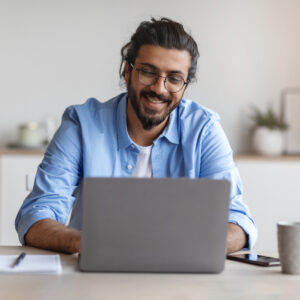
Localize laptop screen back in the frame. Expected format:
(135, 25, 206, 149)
(79, 177, 230, 273)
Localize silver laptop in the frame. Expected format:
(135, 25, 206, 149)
(79, 177, 231, 273)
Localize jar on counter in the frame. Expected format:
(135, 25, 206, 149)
(17, 122, 45, 148)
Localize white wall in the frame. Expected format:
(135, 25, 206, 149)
(1, 0, 300, 152)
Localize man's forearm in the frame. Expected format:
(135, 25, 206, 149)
(24, 219, 81, 254)
(226, 222, 247, 254)
(25, 220, 244, 255)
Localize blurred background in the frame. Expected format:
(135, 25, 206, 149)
(0, 0, 299, 152)
(0, 0, 299, 251)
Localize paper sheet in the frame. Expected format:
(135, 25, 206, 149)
(0, 254, 62, 274)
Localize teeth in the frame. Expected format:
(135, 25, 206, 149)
(147, 97, 163, 104)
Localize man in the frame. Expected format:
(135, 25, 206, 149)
(15, 18, 257, 254)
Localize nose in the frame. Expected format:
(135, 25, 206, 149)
(150, 76, 167, 95)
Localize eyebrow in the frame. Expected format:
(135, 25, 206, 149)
(139, 62, 185, 76)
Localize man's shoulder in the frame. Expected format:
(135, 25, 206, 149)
(72, 93, 125, 112)
(64, 93, 126, 119)
(178, 98, 220, 124)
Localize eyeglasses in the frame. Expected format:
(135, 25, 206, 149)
(130, 63, 188, 93)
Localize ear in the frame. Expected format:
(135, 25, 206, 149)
(124, 62, 131, 84)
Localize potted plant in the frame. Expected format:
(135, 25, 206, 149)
(251, 106, 288, 156)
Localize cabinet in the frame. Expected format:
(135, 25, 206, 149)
(0, 148, 43, 245)
(236, 155, 300, 252)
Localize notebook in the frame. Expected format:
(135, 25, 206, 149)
(79, 177, 231, 273)
(0, 254, 62, 274)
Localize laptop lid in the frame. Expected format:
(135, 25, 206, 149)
(79, 177, 231, 273)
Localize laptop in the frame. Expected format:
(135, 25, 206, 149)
(79, 177, 231, 273)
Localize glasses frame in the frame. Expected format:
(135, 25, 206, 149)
(130, 63, 188, 93)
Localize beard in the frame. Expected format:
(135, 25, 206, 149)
(127, 78, 181, 131)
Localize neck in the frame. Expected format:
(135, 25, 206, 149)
(126, 99, 168, 146)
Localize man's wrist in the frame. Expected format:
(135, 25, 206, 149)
(25, 219, 81, 254)
(68, 228, 81, 253)
(226, 222, 247, 254)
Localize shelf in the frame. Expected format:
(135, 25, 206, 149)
(235, 153, 300, 161)
(1, 147, 300, 161)
(0, 147, 45, 156)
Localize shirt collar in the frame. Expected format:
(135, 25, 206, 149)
(157, 107, 179, 145)
(116, 93, 180, 149)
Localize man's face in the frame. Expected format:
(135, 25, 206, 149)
(125, 45, 191, 130)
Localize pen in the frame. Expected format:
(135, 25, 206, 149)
(12, 252, 26, 268)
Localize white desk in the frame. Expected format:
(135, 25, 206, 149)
(0, 246, 299, 299)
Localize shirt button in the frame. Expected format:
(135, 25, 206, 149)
(131, 144, 135, 149)
(127, 164, 133, 170)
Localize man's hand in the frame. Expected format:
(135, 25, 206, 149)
(226, 223, 247, 254)
(25, 220, 246, 255)
(25, 219, 81, 254)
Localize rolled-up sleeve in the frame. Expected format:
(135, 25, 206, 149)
(199, 118, 257, 250)
(15, 106, 82, 245)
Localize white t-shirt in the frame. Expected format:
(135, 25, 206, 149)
(132, 145, 153, 178)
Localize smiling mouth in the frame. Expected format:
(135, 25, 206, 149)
(145, 95, 168, 105)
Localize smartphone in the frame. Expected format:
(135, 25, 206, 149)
(226, 253, 280, 267)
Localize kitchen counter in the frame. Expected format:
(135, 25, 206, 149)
(2, 147, 300, 160)
(0, 146, 45, 156)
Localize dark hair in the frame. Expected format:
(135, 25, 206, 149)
(120, 17, 199, 83)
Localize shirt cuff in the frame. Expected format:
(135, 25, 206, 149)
(16, 210, 56, 245)
(228, 211, 258, 250)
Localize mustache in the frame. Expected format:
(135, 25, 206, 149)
(140, 91, 170, 102)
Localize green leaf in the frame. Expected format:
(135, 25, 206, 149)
(250, 105, 288, 130)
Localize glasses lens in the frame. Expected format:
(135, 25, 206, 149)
(137, 68, 185, 93)
(165, 76, 185, 93)
(138, 69, 157, 86)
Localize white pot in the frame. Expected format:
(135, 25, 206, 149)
(252, 127, 285, 156)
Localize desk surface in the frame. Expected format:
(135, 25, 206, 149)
(0, 246, 299, 300)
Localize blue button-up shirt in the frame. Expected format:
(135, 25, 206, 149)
(15, 93, 257, 248)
